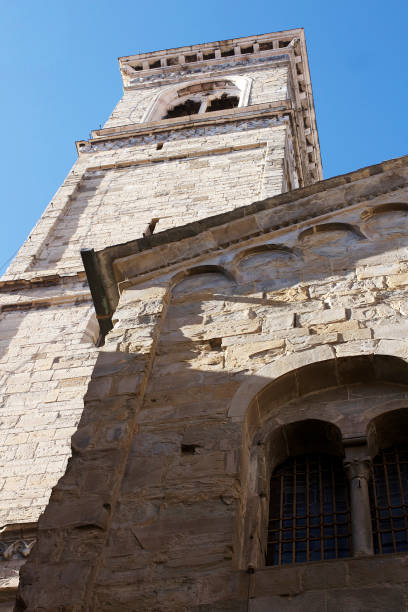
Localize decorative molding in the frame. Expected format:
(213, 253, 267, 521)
(0, 523, 37, 562)
(142, 75, 253, 123)
(0, 539, 36, 561)
(78, 108, 289, 153)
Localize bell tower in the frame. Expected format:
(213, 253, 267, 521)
(0, 29, 321, 608)
(6, 29, 321, 276)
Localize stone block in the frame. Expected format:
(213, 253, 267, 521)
(347, 555, 408, 587)
(254, 566, 301, 597)
(387, 272, 408, 288)
(262, 312, 295, 332)
(326, 586, 405, 612)
(298, 308, 347, 327)
(225, 339, 284, 368)
(301, 559, 347, 590)
(40, 496, 110, 530)
(250, 591, 326, 612)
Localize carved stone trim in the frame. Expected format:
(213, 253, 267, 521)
(0, 523, 37, 562)
(343, 457, 372, 481)
(0, 539, 36, 561)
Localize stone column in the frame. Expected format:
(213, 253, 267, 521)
(344, 447, 374, 557)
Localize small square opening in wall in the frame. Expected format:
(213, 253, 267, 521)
(149, 59, 161, 69)
(185, 54, 197, 63)
(132, 64, 143, 71)
(203, 51, 215, 60)
(259, 41, 274, 51)
(156, 142, 164, 150)
(241, 45, 254, 54)
(167, 56, 179, 66)
(221, 48, 234, 57)
(279, 40, 290, 48)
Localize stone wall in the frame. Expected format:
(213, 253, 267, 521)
(105, 65, 289, 128)
(17, 156, 408, 610)
(0, 286, 98, 525)
(6, 118, 290, 277)
(0, 47, 296, 548)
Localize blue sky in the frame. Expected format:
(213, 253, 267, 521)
(0, 0, 407, 272)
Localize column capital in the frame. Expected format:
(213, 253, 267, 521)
(343, 456, 372, 481)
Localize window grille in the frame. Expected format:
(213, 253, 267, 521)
(164, 99, 201, 119)
(266, 454, 352, 565)
(206, 94, 239, 113)
(369, 445, 408, 555)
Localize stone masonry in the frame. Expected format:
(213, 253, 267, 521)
(0, 29, 320, 606)
(5, 27, 408, 612)
(17, 154, 408, 610)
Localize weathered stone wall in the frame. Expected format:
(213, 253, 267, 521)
(1, 31, 321, 608)
(17, 157, 408, 610)
(30, 121, 290, 273)
(105, 65, 289, 128)
(0, 49, 295, 553)
(0, 288, 98, 525)
(5, 119, 290, 277)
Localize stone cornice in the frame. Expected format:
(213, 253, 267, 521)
(121, 52, 292, 91)
(89, 154, 408, 325)
(0, 271, 92, 314)
(77, 100, 292, 152)
(119, 29, 303, 65)
(0, 271, 86, 291)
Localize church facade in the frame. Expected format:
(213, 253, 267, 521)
(1, 29, 408, 610)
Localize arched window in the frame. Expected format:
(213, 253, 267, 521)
(267, 453, 351, 565)
(369, 446, 408, 555)
(143, 76, 252, 122)
(264, 419, 352, 566)
(367, 408, 408, 556)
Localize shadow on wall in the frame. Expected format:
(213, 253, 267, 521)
(0, 310, 24, 363)
(15, 202, 408, 610)
(31, 172, 106, 271)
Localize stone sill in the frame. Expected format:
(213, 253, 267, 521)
(253, 552, 408, 598)
(77, 100, 292, 150)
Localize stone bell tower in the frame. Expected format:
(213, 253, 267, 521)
(0, 29, 322, 608)
(6, 27, 408, 612)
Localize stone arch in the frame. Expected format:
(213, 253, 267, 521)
(266, 418, 344, 473)
(160, 265, 235, 348)
(232, 243, 300, 284)
(143, 75, 252, 122)
(297, 222, 365, 258)
(233, 243, 297, 265)
(367, 407, 408, 457)
(233, 244, 300, 288)
(228, 346, 408, 421)
(360, 202, 408, 240)
(170, 265, 234, 299)
(234, 351, 408, 569)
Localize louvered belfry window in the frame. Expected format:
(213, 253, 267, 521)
(369, 445, 408, 555)
(266, 454, 352, 565)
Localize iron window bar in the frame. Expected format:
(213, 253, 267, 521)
(369, 446, 408, 555)
(266, 454, 352, 565)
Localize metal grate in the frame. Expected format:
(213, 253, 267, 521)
(164, 99, 201, 119)
(266, 454, 352, 565)
(369, 445, 408, 555)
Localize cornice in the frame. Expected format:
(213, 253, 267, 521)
(0, 270, 86, 292)
(86, 154, 408, 335)
(118, 29, 303, 64)
(76, 100, 292, 153)
(122, 52, 292, 90)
